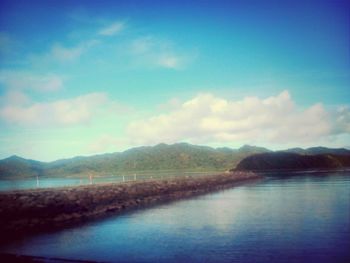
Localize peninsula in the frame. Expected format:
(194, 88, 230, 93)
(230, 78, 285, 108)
(0, 171, 260, 243)
(234, 152, 350, 172)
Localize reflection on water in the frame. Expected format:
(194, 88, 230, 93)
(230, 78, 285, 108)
(0, 172, 349, 263)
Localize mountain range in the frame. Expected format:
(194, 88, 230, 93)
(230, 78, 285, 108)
(1, 143, 349, 178)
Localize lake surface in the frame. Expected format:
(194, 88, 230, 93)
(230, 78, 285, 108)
(0, 171, 221, 192)
(1, 172, 349, 263)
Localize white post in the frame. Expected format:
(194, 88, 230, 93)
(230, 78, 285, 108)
(89, 175, 92, 185)
(123, 175, 125, 182)
(133, 160, 136, 181)
(36, 175, 39, 188)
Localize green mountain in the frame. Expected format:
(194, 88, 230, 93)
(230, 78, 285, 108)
(43, 143, 270, 177)
(0, 155, 46, 178)
(234, 152, 350, 171)
(1, 143, 349, 178)
(0, 143, 258, 178)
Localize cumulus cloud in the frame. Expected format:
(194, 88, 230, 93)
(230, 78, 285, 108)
(98, 21, 125, 36)
(127, 90, 348, 145)
(0, 92, 109, 126)
(333, 106, 350, 134)
(0, 71, 64, 92)
(87, 134, 128, 154)
(129, 36, 195, 70)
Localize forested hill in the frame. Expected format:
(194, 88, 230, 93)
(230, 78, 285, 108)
(1, 143, 349, 178)
(0, 143, 269, 178)
(235, 152, 350, 172)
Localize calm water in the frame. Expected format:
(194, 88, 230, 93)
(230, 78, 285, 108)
(1, 172, 349, 263)
(0, 171, 220, 192)
(0, 177, 131, 191)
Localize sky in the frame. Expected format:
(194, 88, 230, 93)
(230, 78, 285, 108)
(0, 0, 349, 161)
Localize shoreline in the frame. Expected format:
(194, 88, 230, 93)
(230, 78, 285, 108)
(0, 172, 261, 243)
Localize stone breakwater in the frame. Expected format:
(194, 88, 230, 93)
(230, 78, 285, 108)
(0, 172, 260, 241)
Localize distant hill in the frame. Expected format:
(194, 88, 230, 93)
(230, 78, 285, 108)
(0, 143, 270, 178)
(0, 155, 46, 178)
(1, 143, 349, 178)
(237, 145, 271, 154)
(234, 152, 350, 172)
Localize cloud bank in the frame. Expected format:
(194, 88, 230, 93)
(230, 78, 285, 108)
(127, 91, 349, 145)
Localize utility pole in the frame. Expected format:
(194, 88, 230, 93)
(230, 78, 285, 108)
(89, 174, 93, 185)
(134, 160, 137, 181)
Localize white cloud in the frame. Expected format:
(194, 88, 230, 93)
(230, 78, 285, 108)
(157, 54, 183, 69)
(49, 39, 99, 62)
(129, 36, 195, 70)
(0, 92, 108, 126)
(98, 21, 125, 36)
(27, 39, 99, 65)
(87, 134, 128, 154)
(51, 44, 84, 61)
(0, 90, 30, 106)
(157, 98, 181, 111)
(0, 71, 64, 92)
(333, 106, 350, 134)
(127, 91, 348, 146)
(131, 36, 154, 54)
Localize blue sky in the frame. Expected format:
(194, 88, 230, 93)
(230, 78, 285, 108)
(0, 0, 349, 161)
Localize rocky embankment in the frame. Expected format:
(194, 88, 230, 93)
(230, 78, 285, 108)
(0, 172, 259, 242)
